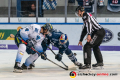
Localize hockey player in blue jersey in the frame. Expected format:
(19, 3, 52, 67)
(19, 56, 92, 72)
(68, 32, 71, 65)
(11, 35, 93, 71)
(41, 23, 82, 68)
(14, 24, 48, 73)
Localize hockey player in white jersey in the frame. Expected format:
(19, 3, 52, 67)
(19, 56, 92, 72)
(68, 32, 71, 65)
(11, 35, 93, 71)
(14, 24, 48, 73)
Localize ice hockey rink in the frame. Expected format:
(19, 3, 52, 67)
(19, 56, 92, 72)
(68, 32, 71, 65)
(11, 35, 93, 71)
(0, 50, 120, 80)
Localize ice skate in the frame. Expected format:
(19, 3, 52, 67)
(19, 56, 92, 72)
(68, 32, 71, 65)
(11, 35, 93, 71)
(92, 63, 104, 70)
(79, 64, 91, 72)
(75, 62, 82, 68)
(74, 62, 83, 69)
(69, 62, 82, 70)
(30, 62, 35, 67)
(13, 62, 23, 73)
(21, 63, 33, 69)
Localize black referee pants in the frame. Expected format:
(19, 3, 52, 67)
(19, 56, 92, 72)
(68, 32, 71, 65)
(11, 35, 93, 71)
(83, 28, 105, 64)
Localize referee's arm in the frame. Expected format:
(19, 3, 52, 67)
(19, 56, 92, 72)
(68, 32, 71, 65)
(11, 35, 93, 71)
(79, 25, 87, 42)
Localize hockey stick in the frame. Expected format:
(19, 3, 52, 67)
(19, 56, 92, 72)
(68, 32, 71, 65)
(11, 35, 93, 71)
(18, 37, 68, 70)
(47, 46, 68, 68)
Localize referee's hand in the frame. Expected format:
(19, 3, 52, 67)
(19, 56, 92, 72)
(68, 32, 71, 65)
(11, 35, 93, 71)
(78, 41, 83, 47)
(85, 35, 92, 42)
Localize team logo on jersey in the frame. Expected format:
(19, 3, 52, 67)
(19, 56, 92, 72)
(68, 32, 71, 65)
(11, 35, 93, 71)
(25, 28, 29, 31)
(36, 35, 40, 40)
(35, 28, 38, 33)
(69, 71, 76, 78)
(102, 28, 113, 43)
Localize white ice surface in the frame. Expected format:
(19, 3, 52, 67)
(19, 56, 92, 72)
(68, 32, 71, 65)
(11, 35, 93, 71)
(0, 50, 120, 80)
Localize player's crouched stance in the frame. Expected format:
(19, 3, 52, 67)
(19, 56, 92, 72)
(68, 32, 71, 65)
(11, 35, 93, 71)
(42, 23, 82, 68)
(14, 24, 48, 73)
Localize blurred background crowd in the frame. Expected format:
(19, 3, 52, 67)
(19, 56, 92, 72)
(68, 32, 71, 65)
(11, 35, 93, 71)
(0, 0, 120, 18)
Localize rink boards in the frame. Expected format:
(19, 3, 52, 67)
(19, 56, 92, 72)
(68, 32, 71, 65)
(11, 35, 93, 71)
(0, 23, 120, 51)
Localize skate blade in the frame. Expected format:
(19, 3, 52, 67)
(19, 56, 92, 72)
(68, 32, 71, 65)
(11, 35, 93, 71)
(79, 69, 91, 72)
(92, 66, 104, 70)
(13, 69, 22, 73)
(68, 67, 77, 70)
(22, 67, 33, 70)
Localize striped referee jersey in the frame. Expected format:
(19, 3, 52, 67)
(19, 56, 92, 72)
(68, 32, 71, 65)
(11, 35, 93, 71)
(79, 12, 103, 42)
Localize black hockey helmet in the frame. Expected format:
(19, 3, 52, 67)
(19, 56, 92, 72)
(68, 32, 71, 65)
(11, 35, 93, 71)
(75, 6, 85, 12)
(42, 23, 53, 32)
(75, 6, 85, 17)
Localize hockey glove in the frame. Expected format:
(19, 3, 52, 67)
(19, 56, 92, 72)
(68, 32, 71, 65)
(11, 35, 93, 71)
(41, 52, 47, 60)
(26, 47, 36, 54)
(42, 38, 48, 46)
(26, 39, 34, 48)
(55, 53, 62, 61)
